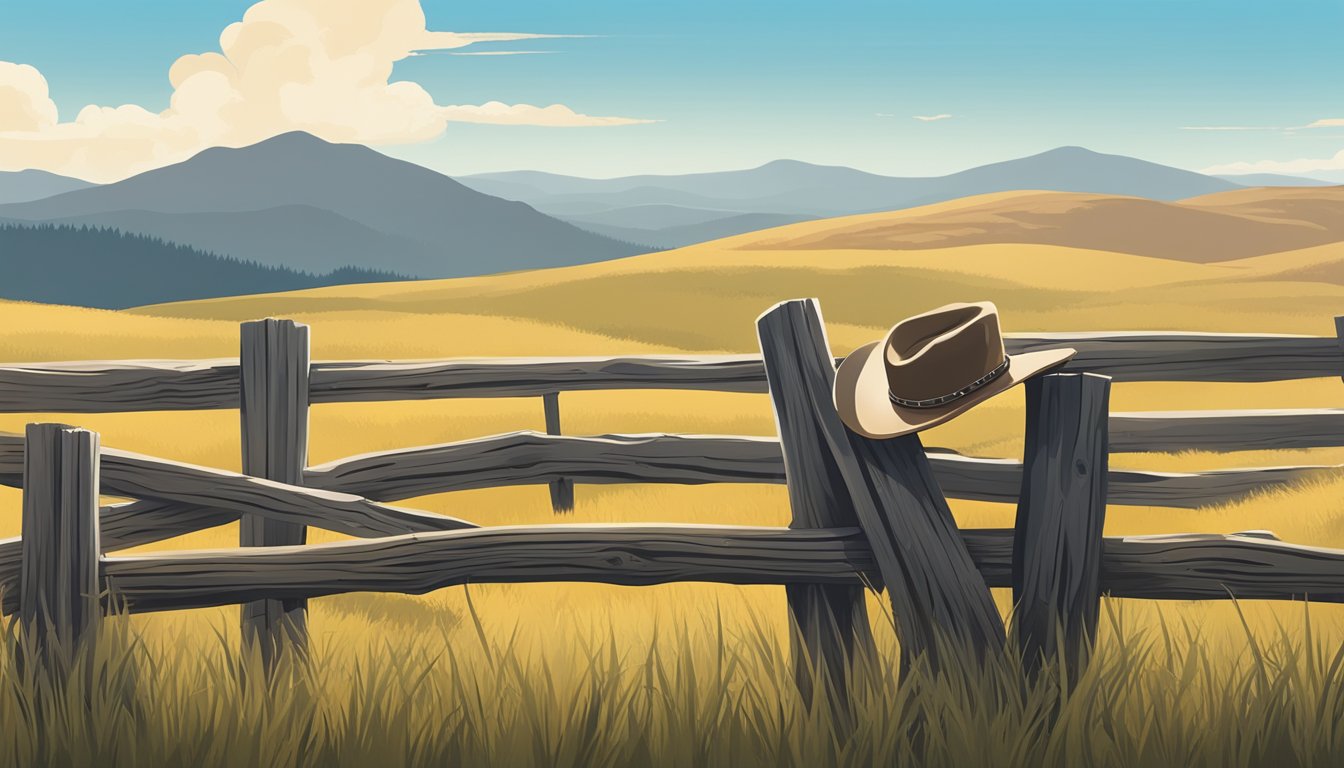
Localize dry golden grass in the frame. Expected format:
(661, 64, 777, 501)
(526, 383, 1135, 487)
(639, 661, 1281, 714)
(7, 227, 1344, 764)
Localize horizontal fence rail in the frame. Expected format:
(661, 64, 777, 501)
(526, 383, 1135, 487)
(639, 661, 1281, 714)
(90, 526, 1344, 615)
(1, 426, 1336, 615)
(1107, 409, 1344, 453)
(2, 331, 1341, 413)
(301, 431, 1341, 509)
(0, 432, 475, 537)
(1006, 332, 1344, 383)
(3, 430, 1338, 521)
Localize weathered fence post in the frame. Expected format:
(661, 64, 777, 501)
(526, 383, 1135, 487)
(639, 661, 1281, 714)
(543, 392, 575, 513)
(240, 318, 310, 664)
(1334, 316, 1344, 382)
(1012, 372, 1111, 680)
(759, 299, 1006, 678)
(757, 301, 877, 707)
(20, 423, 102, 661)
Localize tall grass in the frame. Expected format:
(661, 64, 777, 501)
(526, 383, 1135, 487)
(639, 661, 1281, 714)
(5, 601, 1344, 767)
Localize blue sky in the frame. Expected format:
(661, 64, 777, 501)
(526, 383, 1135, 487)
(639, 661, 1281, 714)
(1, 0, 1340, 180)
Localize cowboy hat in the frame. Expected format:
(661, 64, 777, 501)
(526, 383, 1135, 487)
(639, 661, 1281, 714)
(833, 301, 1076, 439)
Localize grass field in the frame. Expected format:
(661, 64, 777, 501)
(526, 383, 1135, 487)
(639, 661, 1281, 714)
(5, 207, 1344, 766)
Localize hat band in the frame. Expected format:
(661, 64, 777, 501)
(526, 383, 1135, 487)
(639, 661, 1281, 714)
(888, 355, 1011, 409)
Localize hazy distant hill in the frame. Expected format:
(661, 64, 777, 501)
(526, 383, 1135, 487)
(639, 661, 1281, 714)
(0, 132, 650, 278)
(1215, 173, 1336, 187)
(0, 169, 95, 205)
(740, 186, 1344, 262)
(0, 223, 401, 309)
(571, 211, 811, 249)
(32, 205, 442, 274)
(462, 147, 1242, 248)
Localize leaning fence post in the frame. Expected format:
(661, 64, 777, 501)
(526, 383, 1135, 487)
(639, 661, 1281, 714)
(20, 423, 102, 660)
(239, 318, 310, 664)
(1012, 372, 1111, 680)
(542, 392, 575, 513)
(759, 299, 1005, 678)
(757, 301, 877, 708)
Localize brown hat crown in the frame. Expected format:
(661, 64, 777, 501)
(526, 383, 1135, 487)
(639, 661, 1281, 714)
(884, 302, 1007, 406)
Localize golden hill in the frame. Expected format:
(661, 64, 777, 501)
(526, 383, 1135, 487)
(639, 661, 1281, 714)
(737, 187, 1344, 262)
(132, 192, 1344, 351)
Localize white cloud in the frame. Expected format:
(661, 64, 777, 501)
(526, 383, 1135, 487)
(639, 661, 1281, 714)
(439, 101, 656, 127)
(446, 51, 557, 57)
(1202, 148, 1344, 175)
(0, 0, 647, 182)
(1181, 117, 1344, 132)
(1180, 125, 1282, 131)
(913, 114, 953, 122)
(0, 62, 59, 132)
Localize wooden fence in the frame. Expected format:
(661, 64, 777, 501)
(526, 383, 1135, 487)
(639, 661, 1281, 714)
(4, 302, 1344, 689)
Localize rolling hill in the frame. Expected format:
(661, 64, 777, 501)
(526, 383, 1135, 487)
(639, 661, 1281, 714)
(462, 146, 1245, 247)
(737, 187, 1344, 262)
(129, 185, 1344, 353)
(0, 132, 650, 278)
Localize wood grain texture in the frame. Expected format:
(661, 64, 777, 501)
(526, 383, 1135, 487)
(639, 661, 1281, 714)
(1007, 332, 1342, 382)
(239, 319, 310, 655)
(307, 355, 775, 401)
(0, 500, 238, 615)
(1, 428, 1336, 518)
(1100, 533, 1344, 600)
(765, 299, 1006, 670)
(20, 424, 100, 654)
(302, 431, 787, 499)
(1013, 373, 1111, 678)
(96, 527, 1344, 616)
(1334, 316, 1344, 382)
(757, 300, 875, 706)
(0, 329, 1336, 414)
(97, 499, 239, 552)
(1109, 409, 1344, 453)
(542, 392, 575, 513)
(300, 430, 1341, 510)
(88, 446, 476, 538)
(103, 524, 882, 614)
(0, 359, 240, 412)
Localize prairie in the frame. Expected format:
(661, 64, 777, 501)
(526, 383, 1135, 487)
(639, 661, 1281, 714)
(5, 191, 1344, 765)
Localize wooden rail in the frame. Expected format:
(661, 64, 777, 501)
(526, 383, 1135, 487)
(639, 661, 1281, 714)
(1107, 409, 1344, 453)
(96, 527, 1344, 615)
(4, 430, 1339, 522)
(2, 331, 1340, 414)
(301, 432, 1341, 509)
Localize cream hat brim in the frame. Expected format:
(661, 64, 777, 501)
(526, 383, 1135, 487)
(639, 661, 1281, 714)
(833, 341, 1077, 439)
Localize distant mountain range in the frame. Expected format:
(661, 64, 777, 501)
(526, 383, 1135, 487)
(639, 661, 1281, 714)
(1215, 173, 1337, 187)
(0, 223, 401, 309)
(0, 169, 95, 205)
(461, 146, 1333, 248)
(0, 132, 650, 278)
(3, 135, 1341, 310)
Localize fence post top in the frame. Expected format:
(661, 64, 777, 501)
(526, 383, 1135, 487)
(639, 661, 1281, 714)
(755, 297, 822, 325)
(1039, 371, 1113, 383)
(243, 317, 308, 329)
(25, 422, 89, 437)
